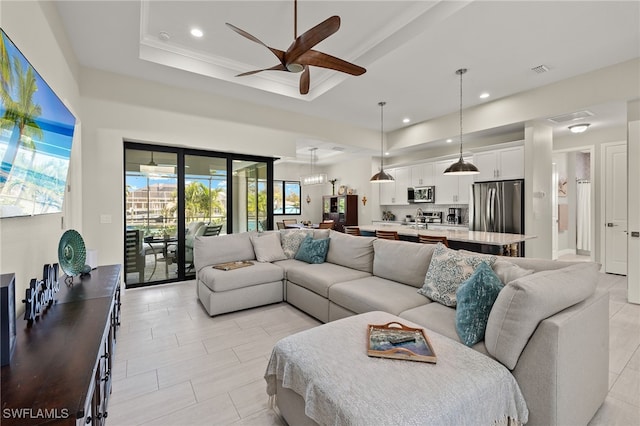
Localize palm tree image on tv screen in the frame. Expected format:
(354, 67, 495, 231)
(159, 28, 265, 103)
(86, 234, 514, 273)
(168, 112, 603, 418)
(0, 29, 76, 218)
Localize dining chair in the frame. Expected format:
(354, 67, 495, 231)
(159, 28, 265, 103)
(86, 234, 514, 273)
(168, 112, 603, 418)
(344, 227, 361, 236)
(202, 224, 223, 236)
(375, 230, 399, 240)
(276, 222, 286, 230)
(418, 234, 449, 247)
(282, 219, 298, 225)
(318, 221, 334, 230)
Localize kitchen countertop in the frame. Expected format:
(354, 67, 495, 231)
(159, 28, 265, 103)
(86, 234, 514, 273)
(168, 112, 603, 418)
(357, 224, 536, 246)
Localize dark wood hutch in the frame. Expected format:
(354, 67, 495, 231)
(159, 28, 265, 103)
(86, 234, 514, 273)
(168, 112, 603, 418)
(322, 194, 358, 232)
(1, 265, 121, 426)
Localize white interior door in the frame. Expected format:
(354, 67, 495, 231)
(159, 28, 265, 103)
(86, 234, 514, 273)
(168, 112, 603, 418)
(605, 143, 627, 275)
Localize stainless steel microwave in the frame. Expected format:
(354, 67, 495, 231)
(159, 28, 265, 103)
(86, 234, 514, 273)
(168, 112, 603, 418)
(408, 186, 435, 203)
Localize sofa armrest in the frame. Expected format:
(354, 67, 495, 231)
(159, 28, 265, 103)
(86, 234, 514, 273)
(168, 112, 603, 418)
(512, 288, 609, 426)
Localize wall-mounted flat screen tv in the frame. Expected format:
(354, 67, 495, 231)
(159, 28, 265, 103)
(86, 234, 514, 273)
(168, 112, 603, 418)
(0, 28, 76, 218)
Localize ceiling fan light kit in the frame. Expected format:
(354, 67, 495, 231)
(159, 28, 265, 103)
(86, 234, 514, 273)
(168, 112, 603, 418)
(227, 0, 366, 95)
(371, 101, 394, 183)
(444, 68, 480, 176)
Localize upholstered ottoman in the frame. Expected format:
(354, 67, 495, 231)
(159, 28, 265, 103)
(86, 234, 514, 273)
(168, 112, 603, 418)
(265, 311, 528, 426)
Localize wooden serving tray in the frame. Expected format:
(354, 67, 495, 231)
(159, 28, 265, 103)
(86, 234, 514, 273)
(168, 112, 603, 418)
(212, 261, 254, 271)
(367, 321, 437, 363)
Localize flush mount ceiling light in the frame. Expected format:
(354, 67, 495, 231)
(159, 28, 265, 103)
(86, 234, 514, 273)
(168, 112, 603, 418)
(444, 68, 480, 176)
(370, 101, 394, 183)
(568, 123, 590, 133)
(479, 92, 490, 99)
(301, 148, 327, 185)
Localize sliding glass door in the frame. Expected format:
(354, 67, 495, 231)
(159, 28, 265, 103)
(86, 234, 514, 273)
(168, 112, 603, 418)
(124, 148, 179, 285)
(124, 143, 274, 288)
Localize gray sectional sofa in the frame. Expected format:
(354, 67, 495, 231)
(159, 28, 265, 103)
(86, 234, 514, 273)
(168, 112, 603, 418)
(194, 229, 608, 426)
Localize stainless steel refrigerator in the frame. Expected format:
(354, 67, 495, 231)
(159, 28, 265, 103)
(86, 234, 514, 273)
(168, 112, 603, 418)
(469, 179, 524, 234)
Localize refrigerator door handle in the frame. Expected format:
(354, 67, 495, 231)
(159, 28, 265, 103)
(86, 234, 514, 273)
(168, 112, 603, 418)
(487, 187, 495, 231)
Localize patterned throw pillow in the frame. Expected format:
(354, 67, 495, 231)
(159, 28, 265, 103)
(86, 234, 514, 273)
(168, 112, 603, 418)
(418, 243, 497, 307)
(280, 230, 313, 258)
(455, 262, 504, 346)
(294, 235, 330, 264)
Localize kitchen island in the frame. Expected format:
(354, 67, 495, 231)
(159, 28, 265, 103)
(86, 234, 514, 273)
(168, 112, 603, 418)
(355, 224, 536, 256)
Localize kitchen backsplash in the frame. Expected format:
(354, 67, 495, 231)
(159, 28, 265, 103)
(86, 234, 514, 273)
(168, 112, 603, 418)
(380, 204, 469, 225)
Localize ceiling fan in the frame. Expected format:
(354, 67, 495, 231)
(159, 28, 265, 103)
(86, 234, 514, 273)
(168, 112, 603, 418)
(226, 0, 366, 95)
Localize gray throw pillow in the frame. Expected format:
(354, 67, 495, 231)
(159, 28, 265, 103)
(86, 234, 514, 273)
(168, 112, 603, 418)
(492, 260, 534, 284)
(250, 232, 286, 262)
(419, 243, 497, 307)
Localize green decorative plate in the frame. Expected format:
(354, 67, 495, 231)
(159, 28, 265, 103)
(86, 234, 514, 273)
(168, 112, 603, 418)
(58, 230, 86, 277)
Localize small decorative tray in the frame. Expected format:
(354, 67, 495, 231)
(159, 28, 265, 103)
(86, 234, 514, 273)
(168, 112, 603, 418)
(212, 261, 253, 271)
(367, 321, 437, 364)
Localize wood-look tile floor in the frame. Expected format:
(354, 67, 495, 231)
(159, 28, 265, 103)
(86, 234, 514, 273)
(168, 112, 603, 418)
(108, 273, 639, 425)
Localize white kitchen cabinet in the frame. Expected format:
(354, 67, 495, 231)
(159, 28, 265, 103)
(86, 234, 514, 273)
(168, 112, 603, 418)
(410, 163, 435, 187)
(434, 158, 473, 204)
(473, 146, 524, 181)
(379, 167, 410, 205)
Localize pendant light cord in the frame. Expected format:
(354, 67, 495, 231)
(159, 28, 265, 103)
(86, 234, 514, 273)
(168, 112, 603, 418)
(457, 68, 467, 158)
(379, 101, 386, 170)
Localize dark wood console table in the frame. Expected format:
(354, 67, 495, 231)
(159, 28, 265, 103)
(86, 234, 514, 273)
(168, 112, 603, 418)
(1, 265, 122, 426)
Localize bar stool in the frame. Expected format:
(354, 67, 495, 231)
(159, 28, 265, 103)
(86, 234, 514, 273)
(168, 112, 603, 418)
(418, 234, 448, 247)
(376, 230, 399, 240)
(345, 227, 361, 236)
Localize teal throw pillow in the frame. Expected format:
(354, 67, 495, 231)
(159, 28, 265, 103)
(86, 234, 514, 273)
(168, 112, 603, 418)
(295, 235, 330, 264)
(455, 262, 504, 347)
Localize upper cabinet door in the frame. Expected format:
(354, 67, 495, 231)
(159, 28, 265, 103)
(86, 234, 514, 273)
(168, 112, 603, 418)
(497, 146, 524, 180)
(473, 145, 524, 182)
(409, 163, 435, 187)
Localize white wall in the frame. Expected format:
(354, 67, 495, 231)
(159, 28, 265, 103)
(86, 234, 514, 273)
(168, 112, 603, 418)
(326, 156, 377, 226)
(524, 124, 553, 258)
(0, 1, 82, 314)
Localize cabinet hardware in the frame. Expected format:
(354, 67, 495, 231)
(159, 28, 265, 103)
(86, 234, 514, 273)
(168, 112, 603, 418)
(86, 416, 92, 424)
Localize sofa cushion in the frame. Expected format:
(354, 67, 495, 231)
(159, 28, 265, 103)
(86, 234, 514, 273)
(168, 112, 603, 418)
(251, 232, 287, 262)
(398, 303, 490, 357)
(373, 239, 435, 288)
(194, 232, 256, 274)
(326, 230, 376, 273)
(272, 258, 308, 279)
(455, 262, 504, 347)
(295, 235, 330, 264)
(329, 276, 428, 316)
(198, 261, 284, 292)
(287, 263, 371, 298)
(280, 229, 313, 258)
(418, 244, 496, 307)
(485, 262, 599, 370)
(492, 260, 534, 284)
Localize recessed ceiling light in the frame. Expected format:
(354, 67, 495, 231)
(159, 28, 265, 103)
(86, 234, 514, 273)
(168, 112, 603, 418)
(385, 152, 390, 156)
(402, 118, 410, 124)
(446, 139, 453, 143)
(479, 93, 490, 99)
(190, 28, 204, 38)
(568, 123, 590, 133)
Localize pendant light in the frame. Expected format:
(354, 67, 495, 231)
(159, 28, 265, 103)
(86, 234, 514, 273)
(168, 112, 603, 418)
(301, 148, 327, 185)
(370, 101, 394, 183)
(444, 68, 479, 175)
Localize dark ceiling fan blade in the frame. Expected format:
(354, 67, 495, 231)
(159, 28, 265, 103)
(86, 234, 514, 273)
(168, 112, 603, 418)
(226, 23, 286, 64)
(299, 66, 310, 95)
(297, 50, 366, 76)
(236, 64, 287, 77)
(285, 15, 341, 65)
